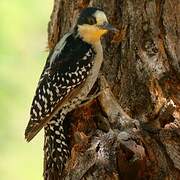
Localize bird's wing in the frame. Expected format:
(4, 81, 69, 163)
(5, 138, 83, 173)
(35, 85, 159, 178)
(25, 33, 95, 142)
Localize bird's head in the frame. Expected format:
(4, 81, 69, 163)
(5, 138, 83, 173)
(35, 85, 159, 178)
(76, 7, 117, 44)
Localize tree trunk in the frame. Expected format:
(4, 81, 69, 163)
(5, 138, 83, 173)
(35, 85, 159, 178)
(46, 0, 180, 179)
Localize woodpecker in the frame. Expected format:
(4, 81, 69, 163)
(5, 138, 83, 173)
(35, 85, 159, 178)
(25, 7, 117, 179)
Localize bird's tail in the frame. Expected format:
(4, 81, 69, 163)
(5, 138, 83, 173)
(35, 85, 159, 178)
(43, 110, 69, 180)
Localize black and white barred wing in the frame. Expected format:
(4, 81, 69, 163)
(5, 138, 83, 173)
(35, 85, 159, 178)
(25, 34, 95, 142)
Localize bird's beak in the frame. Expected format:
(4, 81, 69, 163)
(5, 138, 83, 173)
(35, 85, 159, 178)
(98, 22, 118, 32)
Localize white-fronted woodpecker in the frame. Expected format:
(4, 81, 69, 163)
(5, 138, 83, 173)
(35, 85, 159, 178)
(25, 7, 117, 179)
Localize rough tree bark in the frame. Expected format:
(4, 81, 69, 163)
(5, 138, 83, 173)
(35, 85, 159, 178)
(46, 0, 180, 179)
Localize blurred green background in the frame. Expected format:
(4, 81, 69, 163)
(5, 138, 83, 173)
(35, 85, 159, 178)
(0, 0, 52, 179)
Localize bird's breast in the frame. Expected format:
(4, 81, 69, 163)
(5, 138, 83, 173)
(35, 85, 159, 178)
(77, 41, 103, 96)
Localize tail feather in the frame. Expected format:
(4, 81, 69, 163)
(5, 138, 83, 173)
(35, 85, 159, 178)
(43, 111, 69, 180)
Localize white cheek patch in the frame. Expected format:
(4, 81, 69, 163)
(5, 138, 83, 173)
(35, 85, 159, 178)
(93, 10, 108, 24)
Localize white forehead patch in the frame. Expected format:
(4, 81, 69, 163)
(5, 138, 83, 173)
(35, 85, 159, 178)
(93, 10, 108, 24)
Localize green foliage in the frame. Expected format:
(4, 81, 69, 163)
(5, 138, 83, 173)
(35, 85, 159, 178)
(0, 0, 52, 179)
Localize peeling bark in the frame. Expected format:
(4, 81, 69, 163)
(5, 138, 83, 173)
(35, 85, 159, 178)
(45, 0, 180, 179)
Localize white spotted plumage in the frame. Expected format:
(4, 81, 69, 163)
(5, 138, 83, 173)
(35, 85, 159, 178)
(25, 6, 116, 179)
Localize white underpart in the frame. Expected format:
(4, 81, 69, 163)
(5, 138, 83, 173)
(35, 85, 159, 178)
(78, 41, 103, 96)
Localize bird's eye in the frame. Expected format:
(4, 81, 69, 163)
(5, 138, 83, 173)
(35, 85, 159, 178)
(88, 17, 96, 25)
